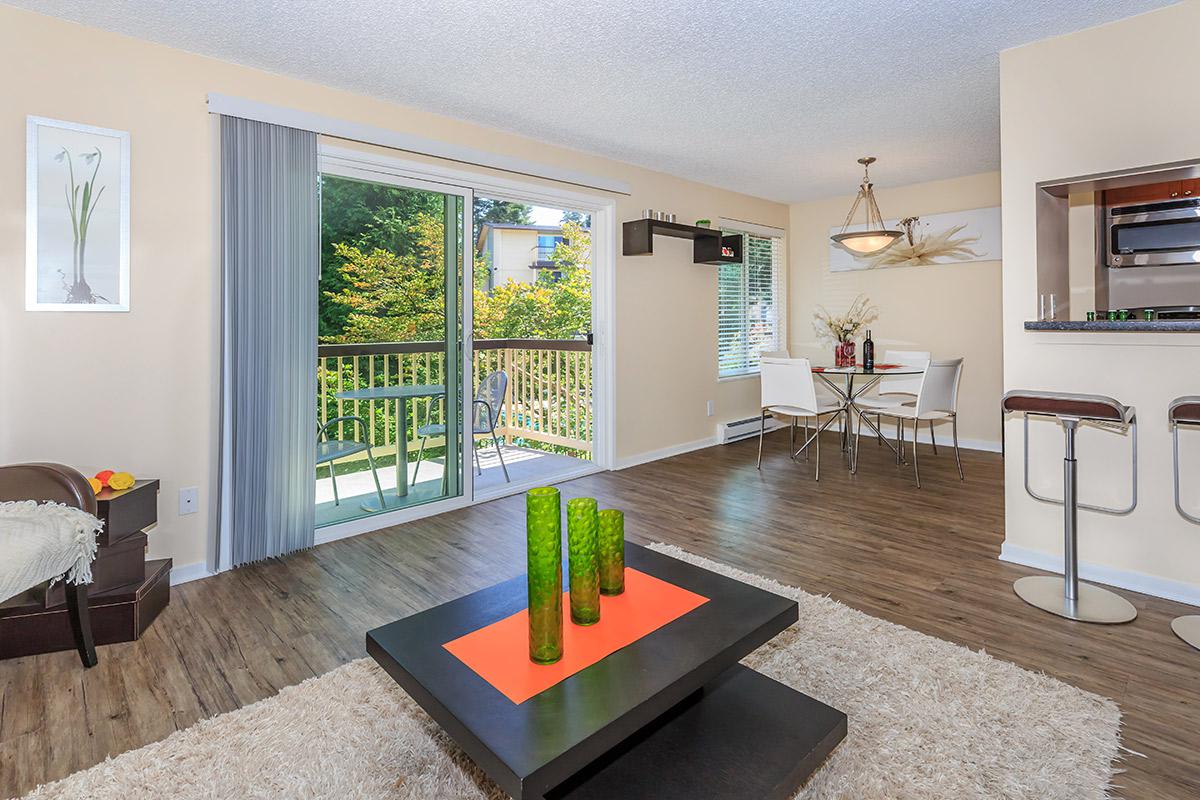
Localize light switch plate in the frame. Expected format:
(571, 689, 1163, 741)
(179, 486, 199, 516)
(706, 400, 715, 417)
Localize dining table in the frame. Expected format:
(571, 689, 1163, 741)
(335, 384, 445, 510)
(810, 364, 926, 469)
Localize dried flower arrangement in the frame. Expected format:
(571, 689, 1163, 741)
(813, 295, 878, 344)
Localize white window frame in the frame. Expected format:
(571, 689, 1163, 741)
(309, 144, 617, 546)
(716, 218, 786, 380)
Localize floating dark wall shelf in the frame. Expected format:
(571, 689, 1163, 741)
(622, 219, 743, 265)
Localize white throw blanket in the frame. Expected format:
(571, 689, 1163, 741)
(0, 500, 102, 604)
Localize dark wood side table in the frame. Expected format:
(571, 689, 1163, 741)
(0, 479, 172, 660)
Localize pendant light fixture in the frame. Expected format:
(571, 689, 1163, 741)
(830, 157, 903, 256)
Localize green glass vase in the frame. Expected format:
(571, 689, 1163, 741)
(527, 487, 563, 664)
(567, 497, 601, 626)
(598, 509, 625, 596)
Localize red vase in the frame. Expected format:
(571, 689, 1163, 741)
(834, 341, 856, 367)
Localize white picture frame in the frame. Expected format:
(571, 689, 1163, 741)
(26, 116, 130, 311)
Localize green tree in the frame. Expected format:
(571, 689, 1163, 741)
(319, 176, 442, 339)
(560, 209, 590, 227)
(323, 212, 452, 343)
(473, 221, 591, 339)
(472, 197, 533, 231)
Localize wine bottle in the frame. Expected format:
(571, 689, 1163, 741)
(863, 329, 875, 371)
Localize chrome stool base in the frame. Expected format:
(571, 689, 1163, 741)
(1171, 615, 1200, 650)
(1013, 576, 1137, 624)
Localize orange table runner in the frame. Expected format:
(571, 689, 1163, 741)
(443, 568, 709, 704)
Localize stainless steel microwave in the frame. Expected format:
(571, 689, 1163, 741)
(1107, 198, 1200, 267)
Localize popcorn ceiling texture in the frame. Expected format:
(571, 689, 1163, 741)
(9, 0, 1174, 202)
(25, 545, 1123, 799)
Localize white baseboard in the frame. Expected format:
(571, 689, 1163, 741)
(170, 561, 217, 586)
(999, 542, 1200, 608)
(824, 416, 1001, 453)
(613, 436, 718, 470)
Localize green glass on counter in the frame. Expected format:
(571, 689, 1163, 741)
(1086, 311, 1095, 322)
(1107, 310, 1119, 321)
(1144, 309, 1156, 321)
(598, 509, 625, 596)
(527, 487, 563, 664)
(567, 497, 601, 626)
(1118, 309, 1131, 321)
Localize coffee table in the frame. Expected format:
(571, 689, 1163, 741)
(366, 543, 846, 799)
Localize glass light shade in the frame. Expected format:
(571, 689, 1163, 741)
(831, 230, 903, 255)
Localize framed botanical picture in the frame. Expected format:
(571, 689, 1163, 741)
(26, 116, 130, 311)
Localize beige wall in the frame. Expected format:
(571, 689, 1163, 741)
(787, 172, 1003, 447)
(1001, 0, 1200, 599)
(0, 6, 786, 570)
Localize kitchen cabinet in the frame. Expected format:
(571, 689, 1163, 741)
(1105, 181, 1183, 205)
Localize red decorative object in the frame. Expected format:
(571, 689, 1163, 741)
(834, 341, 857, 367)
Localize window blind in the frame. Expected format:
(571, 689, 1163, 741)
(718, 230, 784, 378)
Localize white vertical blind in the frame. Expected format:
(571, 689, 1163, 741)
(718, 229, 784, 378)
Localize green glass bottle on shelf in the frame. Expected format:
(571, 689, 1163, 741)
(527, 487, 563, 664)
(567, 497, 601, 626)
(598, 509, 625, 596)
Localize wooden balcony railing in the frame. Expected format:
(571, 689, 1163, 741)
(317, 339, 592, 462)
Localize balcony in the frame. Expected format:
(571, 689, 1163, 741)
(530, 244, 558, 269)
(316, 338, 592, 526)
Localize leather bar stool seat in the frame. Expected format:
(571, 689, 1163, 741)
(1002, 390, 1138, 624)
(1170, 397, 1200, 425)
(1169, 397, 1200, 650)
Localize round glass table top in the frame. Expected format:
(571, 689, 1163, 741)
(811, 364, 924, 375)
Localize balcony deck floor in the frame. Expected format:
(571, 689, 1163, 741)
(316, 445, 590, 528)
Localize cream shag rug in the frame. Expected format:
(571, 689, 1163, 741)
(25, 544, 1123, 800)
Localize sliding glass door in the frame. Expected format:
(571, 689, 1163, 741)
(315, 161, 470, 527)
(471, 195, 597, 496)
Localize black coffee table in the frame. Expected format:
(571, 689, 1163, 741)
(367, 543, 846, 799)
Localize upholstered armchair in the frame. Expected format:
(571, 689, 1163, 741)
(0, 463, 100, 667)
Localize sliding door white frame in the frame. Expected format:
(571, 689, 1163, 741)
(313, 144, 616, 545)
(316, 152, 475, 543)
(320, 144, 616, 470)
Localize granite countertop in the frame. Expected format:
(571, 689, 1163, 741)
(1025, 320, 1200, 332)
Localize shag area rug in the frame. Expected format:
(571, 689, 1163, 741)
(25, 544, 1123, 800)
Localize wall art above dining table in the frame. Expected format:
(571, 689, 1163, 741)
(829, 205, 1001, 273)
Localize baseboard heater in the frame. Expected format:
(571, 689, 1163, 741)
(717, 415, 784, 444)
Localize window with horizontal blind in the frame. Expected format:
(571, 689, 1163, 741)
(717, 226, 784, 378)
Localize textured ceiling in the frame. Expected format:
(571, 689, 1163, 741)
(9, 0, 1178, 202)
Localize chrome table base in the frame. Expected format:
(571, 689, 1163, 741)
(1171, 615, 1200, 650)
(1013, 576, 1137, 624)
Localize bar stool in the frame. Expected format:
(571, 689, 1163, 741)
(1169, 397, 1200, 650)
(1001, 390, 1138, 624)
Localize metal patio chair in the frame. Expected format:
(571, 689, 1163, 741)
(413, 371, 511, 484)
(317, 415, 387, 508)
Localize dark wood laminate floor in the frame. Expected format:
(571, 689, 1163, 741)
(2, 432, 1198, 798)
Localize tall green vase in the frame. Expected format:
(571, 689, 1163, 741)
(598, 509, 625, 596)
(567, 497, 601, 626)
(527, 487, 563, 664)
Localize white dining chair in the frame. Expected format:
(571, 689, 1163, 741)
(758, 357, 844, 480)
(859, 358, 964, 488)
(855, 349, 930, 446)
